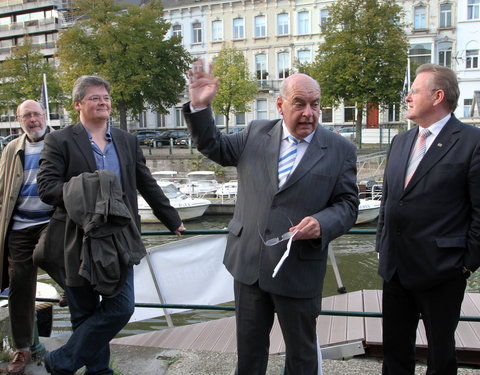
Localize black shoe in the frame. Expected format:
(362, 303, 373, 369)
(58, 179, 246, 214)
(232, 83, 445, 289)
(43, 352, 53, 374)
(58, 293, 67, 307)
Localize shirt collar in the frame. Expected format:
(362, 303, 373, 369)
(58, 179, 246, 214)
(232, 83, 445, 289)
(281, 121, 316, 143)
(420, 113, 451, 138)
(84, 124, 112, 141)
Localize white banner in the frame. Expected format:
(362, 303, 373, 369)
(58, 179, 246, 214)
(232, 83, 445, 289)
(131, 234, 233, 322)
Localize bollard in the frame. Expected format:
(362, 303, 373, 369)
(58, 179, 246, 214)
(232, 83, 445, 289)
(189, 138, 193, 154)
(30, 312, 46, 359)
(169, 138, 173, 155)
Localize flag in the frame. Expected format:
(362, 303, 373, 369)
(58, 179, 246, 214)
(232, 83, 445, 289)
(401, 65, 409, 103)
(40, 73, 51, 126)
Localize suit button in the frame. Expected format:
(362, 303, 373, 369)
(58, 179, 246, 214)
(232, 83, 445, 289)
(265, 229, 271, 235)
(398, 200, 404, 206)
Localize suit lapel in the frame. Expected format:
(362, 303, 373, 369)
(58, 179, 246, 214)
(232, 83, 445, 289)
(72, 123, 97, 172)
(264, 120, 283, 191)
(111, 128, 129, 188)
(279, 127, 327, 191)
(403, 118, 461, 193)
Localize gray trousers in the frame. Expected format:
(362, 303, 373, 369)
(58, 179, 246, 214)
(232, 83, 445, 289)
(7, 223, 63, 349)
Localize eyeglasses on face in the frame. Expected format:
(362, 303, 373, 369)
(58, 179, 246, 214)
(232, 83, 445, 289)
(21, 112, 43, 120)
(86, 96, 111, 103)
(407, 88, 441, 97)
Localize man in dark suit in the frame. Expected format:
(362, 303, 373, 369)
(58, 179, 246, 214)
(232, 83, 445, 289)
(183, 59, 359, 375)
(37, 75, 184, 375)
(376, 64, 480, 374)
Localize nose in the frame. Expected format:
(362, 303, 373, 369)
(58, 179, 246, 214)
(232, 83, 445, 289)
(303, 104, 313, 117)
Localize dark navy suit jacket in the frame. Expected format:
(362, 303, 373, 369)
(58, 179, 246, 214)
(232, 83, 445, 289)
(376, 115, 480, 290)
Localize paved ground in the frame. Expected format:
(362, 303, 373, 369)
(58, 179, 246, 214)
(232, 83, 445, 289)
(1, 336, 479, 375)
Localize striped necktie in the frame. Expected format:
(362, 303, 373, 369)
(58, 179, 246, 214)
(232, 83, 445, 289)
(405, 128, 431, 187)
(278, 135, 299, 188)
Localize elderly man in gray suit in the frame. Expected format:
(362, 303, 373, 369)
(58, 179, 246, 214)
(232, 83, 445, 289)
(183, 59, 359, 375)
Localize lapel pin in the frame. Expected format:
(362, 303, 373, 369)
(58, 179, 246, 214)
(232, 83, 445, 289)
(437, 143, 443, 147)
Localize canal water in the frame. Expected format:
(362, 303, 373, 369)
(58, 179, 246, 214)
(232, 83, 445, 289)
(46, 214, 480, 339)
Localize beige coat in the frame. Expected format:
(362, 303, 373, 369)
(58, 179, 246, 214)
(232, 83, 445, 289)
(0, 134, 28, 290)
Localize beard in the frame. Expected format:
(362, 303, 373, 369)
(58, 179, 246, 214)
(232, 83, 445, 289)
(25, 125, 47, 141)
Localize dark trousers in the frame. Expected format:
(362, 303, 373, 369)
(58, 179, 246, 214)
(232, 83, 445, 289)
(233, 280, 322, 375)
(7, 223, 63, 349)
(47, 267, 134, 375)
(382, 273, 466, 375)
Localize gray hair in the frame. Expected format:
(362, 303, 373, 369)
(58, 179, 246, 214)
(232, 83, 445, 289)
(72, 75, 111, 102)
(416, 64, 459, 112)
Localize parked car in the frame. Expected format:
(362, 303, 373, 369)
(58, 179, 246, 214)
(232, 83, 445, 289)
(133, 130, 162, 146)
(322, 125, 339, 134)
(339, 127, 356, 141)
(173, 135, 196, 148)
(1, 133, 21, 148)
(149, 130, 189, 148)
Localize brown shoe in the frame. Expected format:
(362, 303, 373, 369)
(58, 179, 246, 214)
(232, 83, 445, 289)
(7, 349, 31, 375)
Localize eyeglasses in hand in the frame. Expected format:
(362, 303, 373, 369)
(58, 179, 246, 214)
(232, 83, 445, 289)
(258, 215, 295, 246)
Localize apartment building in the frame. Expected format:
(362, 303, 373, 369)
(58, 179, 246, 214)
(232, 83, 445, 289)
(0, 0, 67, 135)
(0, 0, 478, 134)
(160, 0, 480, 131)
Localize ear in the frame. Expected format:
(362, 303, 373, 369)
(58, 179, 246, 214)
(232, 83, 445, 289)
(276, 96, 283, 115)
(73, 101, 81, 112)
(432, 89, 445, 107)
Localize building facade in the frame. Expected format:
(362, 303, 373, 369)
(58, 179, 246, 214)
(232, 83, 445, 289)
(0, 0, 478, 135)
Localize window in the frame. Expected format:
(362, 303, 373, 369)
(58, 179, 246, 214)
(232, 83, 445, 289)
(192, 22, 202, 44)
(235, 113, 246, 126)
(321, 107, 333, 123)
(298, 11, 310, 35)
(255, 15, 266, 38)
(414, 7, 426, 29)
(440, 4, 452, 28)
(215, 114, 225, 126)
(344, 101, 355, 123)
(175, 108, 185, 127)
(277, 52, 290, 79)
(297, 50, 311, 65)
(464, 99, 473, 117)
(388, 104, 400, 122)
(277, 13, 289, 35)
(466, 50, 479, 69)
(320, 9, 329, 32)
(172, 24, 182, 38)
(468, 0, 480, 20)
(212, 20, 223, 42)
(409, 43, 432, 65)
(233, 18, 244, 40)
(438, 42, 452, 67)
(256, 99, 268, 120)
(255, 54, 267, 80)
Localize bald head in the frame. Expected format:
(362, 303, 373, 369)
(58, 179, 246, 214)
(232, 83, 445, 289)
(277, 74, 321, 139)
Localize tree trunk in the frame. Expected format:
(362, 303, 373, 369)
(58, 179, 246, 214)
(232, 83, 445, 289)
(118, 100, 127, 131)
(225, 113, 230, 134)
(355, 106, 363, 146)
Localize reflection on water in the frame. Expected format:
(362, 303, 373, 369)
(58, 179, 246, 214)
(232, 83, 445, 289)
(45, 215, 480, 338)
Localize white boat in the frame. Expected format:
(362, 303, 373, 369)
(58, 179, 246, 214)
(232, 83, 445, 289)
(356, 199, 381, 224)
(0, 282, 59, 307)
(179, 171, 219, 197)
(139, 181, 210, 222)
(215, 180, 238, 198)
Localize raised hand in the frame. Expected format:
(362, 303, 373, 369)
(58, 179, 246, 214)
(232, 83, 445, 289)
(188, 59, 220, 109)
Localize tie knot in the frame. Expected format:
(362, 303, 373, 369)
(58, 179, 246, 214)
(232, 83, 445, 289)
(420, 128, 431, 139)
(288, 135, 299, 145)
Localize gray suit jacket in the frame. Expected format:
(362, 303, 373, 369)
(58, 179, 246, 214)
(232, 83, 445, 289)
(183, 104, 359, 298)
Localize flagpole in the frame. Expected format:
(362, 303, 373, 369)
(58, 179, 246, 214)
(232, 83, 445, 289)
(407, 57, 411, 130)
(42, 73, 51, 127)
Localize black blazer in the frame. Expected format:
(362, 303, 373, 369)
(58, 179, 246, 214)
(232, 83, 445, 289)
(376, 115, 480, 290)
(37, 123, 181, 233)
(184, 104, 359, 298)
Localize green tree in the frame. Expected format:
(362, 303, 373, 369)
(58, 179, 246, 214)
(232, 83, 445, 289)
(212, 45, 258, 133)
(56, 0, 191, 129)
(0, 37, 64, 113)
(300, 0, 408, 142)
